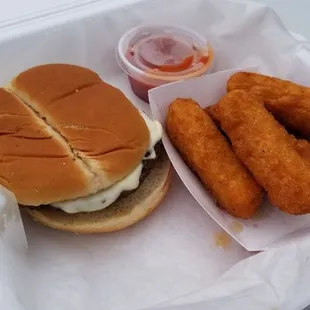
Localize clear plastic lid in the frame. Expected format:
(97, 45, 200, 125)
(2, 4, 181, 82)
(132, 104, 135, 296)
(116, 24, 213, 82)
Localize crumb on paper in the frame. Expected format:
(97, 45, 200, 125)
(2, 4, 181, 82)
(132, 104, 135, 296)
(214, 231, 232, 249)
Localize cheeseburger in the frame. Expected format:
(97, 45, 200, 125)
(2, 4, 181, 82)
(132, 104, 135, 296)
(0, 64, 171, 233)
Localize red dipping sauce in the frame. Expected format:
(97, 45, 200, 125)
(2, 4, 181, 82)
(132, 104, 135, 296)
(116, 25, 213, 103)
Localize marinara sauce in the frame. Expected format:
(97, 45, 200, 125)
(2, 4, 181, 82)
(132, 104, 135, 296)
(117, 25, 213, 103)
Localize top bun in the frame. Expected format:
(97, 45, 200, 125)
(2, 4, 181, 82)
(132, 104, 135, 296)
(1, 64, 149, 206)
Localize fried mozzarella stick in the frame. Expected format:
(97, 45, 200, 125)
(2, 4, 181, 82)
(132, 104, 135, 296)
(292, 139, 310, 162)
(205, 105, 221, 128)
(205, 103, 310, 162)
(217, 90, 310, 215)
(166, 98, 263, 219)
(227, 72, 310, 138)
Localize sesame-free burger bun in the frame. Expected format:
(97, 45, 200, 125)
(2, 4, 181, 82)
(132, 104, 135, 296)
(3, 64, 151, 206)
(27, 149, 172, 233)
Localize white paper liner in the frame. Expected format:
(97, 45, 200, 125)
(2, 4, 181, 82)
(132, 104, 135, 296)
(0, 0, 310, 309)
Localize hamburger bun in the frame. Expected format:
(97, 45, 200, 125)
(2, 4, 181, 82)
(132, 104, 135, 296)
(27, 148, 171, 233)
(0, 63, 171, 232)
(9, 64, 150, 189)
(3, 63, 151, 205)
(0, 88, 94, 205)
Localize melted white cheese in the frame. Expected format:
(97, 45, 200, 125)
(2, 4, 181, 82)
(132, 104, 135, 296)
(140, 111, 163, 160)
(53, 111, 162, 214)
(53, 163, 143, 213)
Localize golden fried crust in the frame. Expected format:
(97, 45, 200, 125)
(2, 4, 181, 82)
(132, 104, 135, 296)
(205, 105, 221, 127)
(206, 102, 310, 161)
(217, 90, 310, 215)
(166, 98, 263, 219)
(262, 92, 310, 138)
(288, 135, 310, 162)
(227, 72, 310, 96)
(227, 72, 310, 138)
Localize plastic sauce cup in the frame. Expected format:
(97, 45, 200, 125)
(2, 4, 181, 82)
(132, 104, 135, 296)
(116, 25, 214, 103)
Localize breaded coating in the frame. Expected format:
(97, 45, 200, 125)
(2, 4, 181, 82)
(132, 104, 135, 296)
(291, 137, 310, 163)
(166, 98, 263, 219)
(227, 72, 310, 138)
(206, 103, 310, 161)
(217, 90, 310, 215)
(227, 72, 308, 95)
(205, 105, 221, 127)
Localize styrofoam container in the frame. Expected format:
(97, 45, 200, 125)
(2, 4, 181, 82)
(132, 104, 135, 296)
(1, 0, 310, 310)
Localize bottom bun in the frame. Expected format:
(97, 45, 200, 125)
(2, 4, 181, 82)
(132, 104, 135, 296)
(27, 150, 172, 233)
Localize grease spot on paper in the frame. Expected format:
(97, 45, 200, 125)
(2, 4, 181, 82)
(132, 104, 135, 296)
(230, 221, 243, 233)
(214, 231, 232, 249)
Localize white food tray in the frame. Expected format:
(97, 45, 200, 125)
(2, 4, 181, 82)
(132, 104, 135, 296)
(1, 0, 310, 310)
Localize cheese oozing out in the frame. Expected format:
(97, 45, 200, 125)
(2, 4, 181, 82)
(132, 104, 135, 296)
(52, 111, 163, 214)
